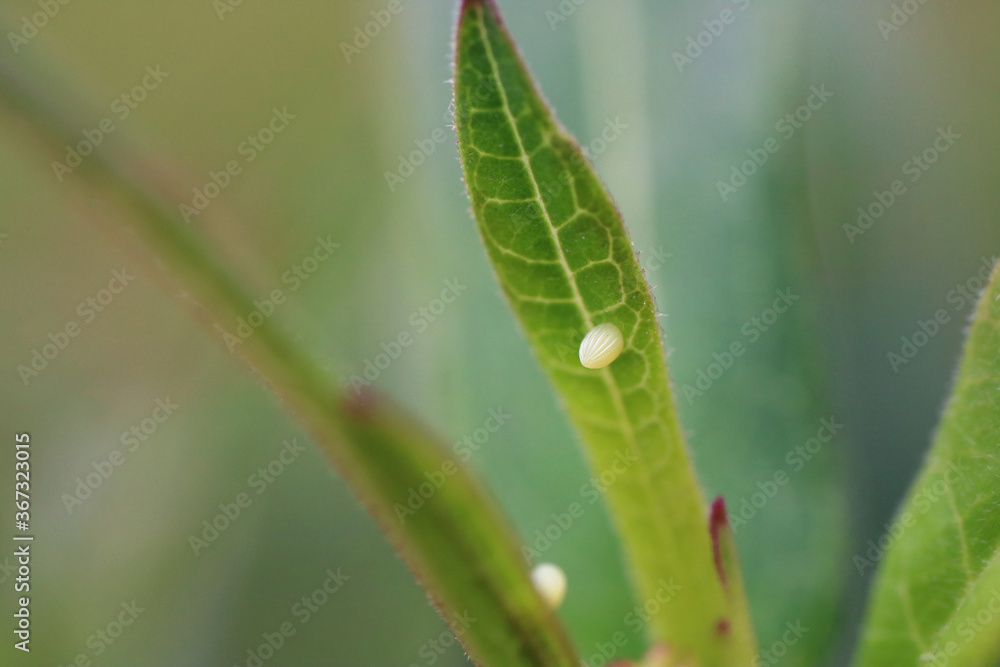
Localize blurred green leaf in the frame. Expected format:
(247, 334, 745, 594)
(341, 393, 580, 667)
(453, 1, 755, 663)
(856, 263, 1000, 666)
(0, 46, 580, 667)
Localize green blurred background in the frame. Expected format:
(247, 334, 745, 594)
(1, 0, 997, 665)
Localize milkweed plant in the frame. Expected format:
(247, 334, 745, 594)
(3, 0, 999, 665)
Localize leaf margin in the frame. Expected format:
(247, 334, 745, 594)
(452, 1, 758, 664)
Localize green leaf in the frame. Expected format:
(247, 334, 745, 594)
(925, 551, 1000, 665)
(453, 2, 756, 664)
(340, 393, 581, 666)
(855, 262, 1000, 666)
(0, 49, 579, 667)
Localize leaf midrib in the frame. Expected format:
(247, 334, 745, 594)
(471, 1, 694, 603)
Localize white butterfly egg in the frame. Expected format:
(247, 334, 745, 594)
(578, 322, 624, 369)
(530, 562, 567, 609)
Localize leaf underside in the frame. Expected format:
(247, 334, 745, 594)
(454, 1, 755, 664)
(856, 261, 1000, 666)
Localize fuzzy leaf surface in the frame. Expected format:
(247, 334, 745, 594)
(454, 2, 755, 663)
(856, 262, 1000, 666)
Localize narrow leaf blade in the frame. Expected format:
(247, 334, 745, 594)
(0, 49, 579, 667)
(856, 261, 1000, 666)
(340, 393, 581, 666)
(453, 2, 756, 663)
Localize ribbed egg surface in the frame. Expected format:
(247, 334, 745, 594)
(578, 323, 624, 369)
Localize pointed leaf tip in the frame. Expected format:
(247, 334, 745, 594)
(709, 496, 729, 587)
(705, 496, 756, 656)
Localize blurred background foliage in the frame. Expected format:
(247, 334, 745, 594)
(1, 0, 998, 665)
